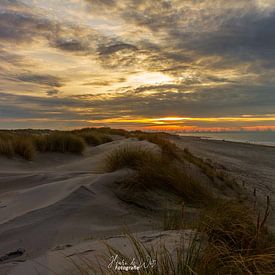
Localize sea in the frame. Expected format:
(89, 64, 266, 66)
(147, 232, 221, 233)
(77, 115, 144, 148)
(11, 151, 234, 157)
(176, 131, 275, 147)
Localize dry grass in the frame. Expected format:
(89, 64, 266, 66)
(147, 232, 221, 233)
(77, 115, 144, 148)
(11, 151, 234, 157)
(78, 132, 113, 146)
(0, 135, 14, 158)
(135, 133, 179, 159)
(14, 137, 36, 160)
(0, 134, 36, 160)
(105, 146, 213, 204)
(97, 231, 202, 275)
(182, 148, 241, 194)
(163, 205, 185, 230)
(72, 127, 128, 137)
(105, 146, 156, 172)
(198, 198, 275, 274)
(34, 133, 86, 154)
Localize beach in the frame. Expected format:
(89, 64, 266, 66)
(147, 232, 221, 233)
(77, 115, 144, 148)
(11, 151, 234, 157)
(174, 135, 275, 226)
(0, 134, 275, 274)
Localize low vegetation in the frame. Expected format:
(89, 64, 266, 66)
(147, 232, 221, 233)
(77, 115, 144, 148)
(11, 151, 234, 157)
(134, 132, 179, 159)
(0, 135, 14, 158)
(77, 132, 113, 146)
(0, 128, 114, 160)
(14, 137, 36, 161)
(103, 131, 275, 274)
(34, 133, 86, 154)
(198, 198, 275, 274)
(0, 134, 36, 160)
(4, 128, 271, 273)
(106, 146, 213, 205)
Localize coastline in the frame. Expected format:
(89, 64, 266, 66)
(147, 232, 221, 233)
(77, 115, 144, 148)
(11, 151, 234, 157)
(177, 133, 275, 148)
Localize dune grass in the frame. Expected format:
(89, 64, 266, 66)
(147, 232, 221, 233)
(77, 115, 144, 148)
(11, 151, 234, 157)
(105, 146, 213, 204)
(34, 133, 86, 154)
(0, 135, 14, 158)
(0, 134, 36, 160)
(0, 128, 117, 160)
(197, 198, 275, 274)
(14, 137, 36, 160)
(105, 146, 156, 172)
(103, 139, 275, 274)
(77, 132, 113, 146)
(101, 231, 202, 275)
(182, 148, 241, 194)
(90, 198, 274, 275)
(72, 127, 127, 138)
(135, 133, 179, 159)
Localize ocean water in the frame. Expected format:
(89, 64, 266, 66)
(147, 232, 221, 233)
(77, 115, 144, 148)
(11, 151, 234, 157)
(177, 131, 275, 146)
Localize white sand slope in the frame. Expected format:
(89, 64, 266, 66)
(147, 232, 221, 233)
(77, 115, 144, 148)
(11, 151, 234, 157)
(0, 139, 161, 274)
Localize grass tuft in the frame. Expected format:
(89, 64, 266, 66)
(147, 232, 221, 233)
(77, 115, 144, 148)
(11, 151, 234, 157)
(198, 199, 275, 274)
(105, 146, 213, 204)
(78, 132, 113, 146)
(34, 133, 85, 154)
(0, 135, 15, 158)
(105, 146, 155, 172)
(14, 137, 36, 160)
(135, 133, 179, 159)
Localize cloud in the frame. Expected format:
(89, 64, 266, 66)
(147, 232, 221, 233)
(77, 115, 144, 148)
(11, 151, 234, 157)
(52, 38, 90, 52)
(17, 74, 63, 87)
(46, 89, 60, 96)
(1, 0, 275, 129)
(0, 10, 56, 43)
(98, 43, 137, 55)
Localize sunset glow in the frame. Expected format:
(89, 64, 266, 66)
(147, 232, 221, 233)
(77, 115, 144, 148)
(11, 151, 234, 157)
(1, 1, 275, 131)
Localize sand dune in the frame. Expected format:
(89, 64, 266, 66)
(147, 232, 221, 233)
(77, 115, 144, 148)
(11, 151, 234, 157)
(1, 136, 275, 274)
(0, 139, 162, 274)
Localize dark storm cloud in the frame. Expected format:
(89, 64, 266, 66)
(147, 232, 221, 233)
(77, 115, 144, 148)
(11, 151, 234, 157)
(17, 74, 63, 87)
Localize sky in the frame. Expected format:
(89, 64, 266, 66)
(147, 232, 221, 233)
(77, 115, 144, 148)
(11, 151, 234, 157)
(1, 0, 275, 131)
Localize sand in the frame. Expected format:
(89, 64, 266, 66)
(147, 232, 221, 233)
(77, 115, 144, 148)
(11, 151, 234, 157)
(173, 136, 275, 229)
(0, 138, 164, 274)
(1, 136, 275, 274)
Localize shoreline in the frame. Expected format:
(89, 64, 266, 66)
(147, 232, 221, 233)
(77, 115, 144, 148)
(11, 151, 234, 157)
(177, 133, 275, 148)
